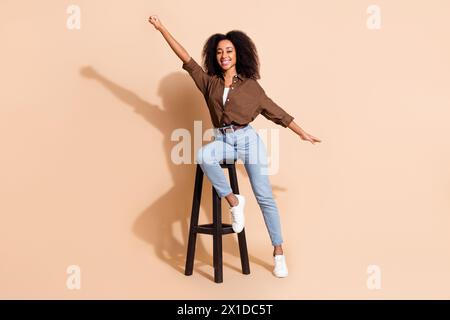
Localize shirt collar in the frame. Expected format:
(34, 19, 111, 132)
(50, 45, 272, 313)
(220, 73, 245, 81)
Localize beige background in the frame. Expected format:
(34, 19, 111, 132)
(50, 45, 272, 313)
(1, 0, 450, 299)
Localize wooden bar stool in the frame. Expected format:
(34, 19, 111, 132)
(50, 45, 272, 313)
(184, 161, 251, 283)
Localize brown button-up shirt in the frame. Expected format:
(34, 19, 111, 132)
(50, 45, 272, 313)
(182, 57, 295, 128)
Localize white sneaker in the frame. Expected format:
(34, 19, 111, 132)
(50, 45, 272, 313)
(273, 255, 288, 278)
(229, 194, 245, 233)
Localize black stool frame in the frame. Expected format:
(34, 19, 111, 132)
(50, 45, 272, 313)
(184, 162, 251, 283)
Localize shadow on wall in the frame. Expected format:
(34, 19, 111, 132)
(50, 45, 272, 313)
(79, 66, 276, 280)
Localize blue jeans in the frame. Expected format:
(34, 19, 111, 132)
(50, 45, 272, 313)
(195, 124, 283, 246)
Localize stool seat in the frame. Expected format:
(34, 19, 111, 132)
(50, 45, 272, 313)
(184, 161, 251, 283)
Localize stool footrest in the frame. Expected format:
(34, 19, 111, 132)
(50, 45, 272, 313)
(195, 223, 234, 235)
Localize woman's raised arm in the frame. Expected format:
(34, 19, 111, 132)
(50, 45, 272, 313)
(148, 15, 191, 64)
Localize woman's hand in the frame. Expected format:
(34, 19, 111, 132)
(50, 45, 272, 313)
(299, 131, 322, 144)
(148, 15, 163, 31)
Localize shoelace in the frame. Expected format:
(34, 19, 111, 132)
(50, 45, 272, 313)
(229, 208, 241, 220)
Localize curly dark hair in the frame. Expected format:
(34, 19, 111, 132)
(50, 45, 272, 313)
(201, 30, 261, 80)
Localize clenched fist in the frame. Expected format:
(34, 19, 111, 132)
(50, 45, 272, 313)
(148, 15, 163, 31)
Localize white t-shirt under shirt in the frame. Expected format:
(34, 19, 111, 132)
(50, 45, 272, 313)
(223, 87, 230, 106)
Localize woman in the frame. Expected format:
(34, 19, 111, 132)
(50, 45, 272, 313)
(149, 15, 321, 278)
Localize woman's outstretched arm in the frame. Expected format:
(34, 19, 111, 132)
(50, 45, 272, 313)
(288, 120, 322, 145)
(148, 15, 191, 64)
(149, 15, 212, 96)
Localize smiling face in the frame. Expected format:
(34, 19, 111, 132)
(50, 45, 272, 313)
(216, 39, 237, 73)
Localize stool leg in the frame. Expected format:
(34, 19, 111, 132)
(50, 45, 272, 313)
(237, 231, 251, 275)
(185, 164, 203, 276)
(212, 187, 223, 283)
(228, 164, 251, 275)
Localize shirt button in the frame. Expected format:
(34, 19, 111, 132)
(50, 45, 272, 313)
(227, 98, 230, 101)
